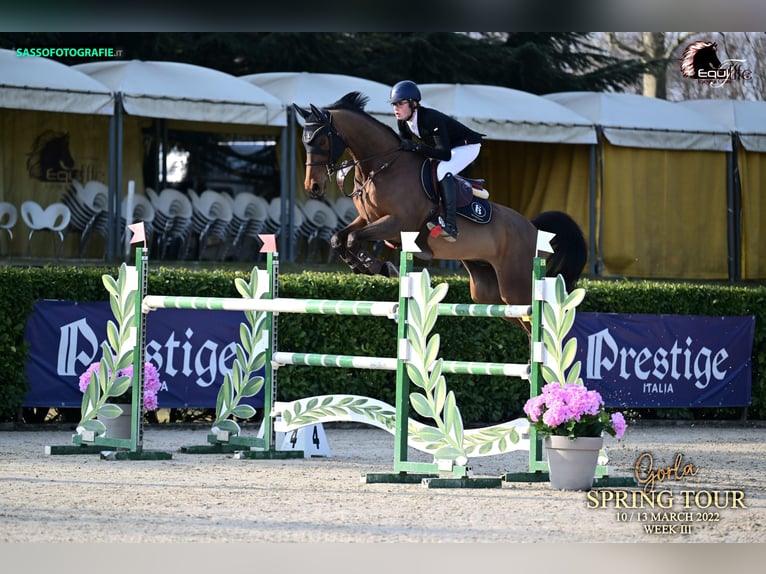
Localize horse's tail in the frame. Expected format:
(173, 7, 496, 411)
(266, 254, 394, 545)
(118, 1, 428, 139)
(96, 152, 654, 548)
(531, 211, 587, 292)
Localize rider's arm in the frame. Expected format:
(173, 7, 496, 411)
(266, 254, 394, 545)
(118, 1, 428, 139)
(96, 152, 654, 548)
(408, 113, 452, 161)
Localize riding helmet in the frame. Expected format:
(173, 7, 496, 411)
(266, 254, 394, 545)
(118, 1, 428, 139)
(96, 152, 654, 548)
(388, 80, 421, 103)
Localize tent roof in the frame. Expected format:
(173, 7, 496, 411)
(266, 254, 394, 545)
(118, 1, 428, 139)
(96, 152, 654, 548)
(0, 48, 113, 115)
(544, 91, 732, 151)
(418, 83, 597, 144)
(676, 99, 766, 152)
(74, 60, 286, 126)
(241, 72, 396, 128)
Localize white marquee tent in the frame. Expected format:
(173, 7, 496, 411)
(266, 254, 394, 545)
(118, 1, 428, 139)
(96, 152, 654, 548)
(419, 83, 597, 144)
(544, 91, 735, 280)
(676, 98, 766, 280)
(242, 71, 394, 128)
(544, 91, 731, 151)
(0, 49, 117, 258)
(676, 99, 766, 152)
(0, 48, 113, 115)
(75, 60, 286, 126)
(72, 60, 288, 258)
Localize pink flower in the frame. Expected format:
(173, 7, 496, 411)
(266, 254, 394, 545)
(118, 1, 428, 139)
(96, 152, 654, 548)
(78, 362, 101, 393)
(78, 361, 161, 412)
(143, 391, 159, 411)
(523, 395, 545, 422)
(523, 382, 627, 440)
(611, 412, 627, 439)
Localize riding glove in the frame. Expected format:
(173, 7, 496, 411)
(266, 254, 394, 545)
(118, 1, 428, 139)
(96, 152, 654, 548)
(399, 139, 420, 153)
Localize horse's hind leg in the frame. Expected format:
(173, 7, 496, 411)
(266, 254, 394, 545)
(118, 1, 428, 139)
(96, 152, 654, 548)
(463, 260, 530, 334)
(462, 260, 501, 304)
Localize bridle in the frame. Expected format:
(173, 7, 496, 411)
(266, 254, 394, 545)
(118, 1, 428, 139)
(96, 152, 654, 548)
(302, 109, 401, 195)
(302, 114, 348, 177)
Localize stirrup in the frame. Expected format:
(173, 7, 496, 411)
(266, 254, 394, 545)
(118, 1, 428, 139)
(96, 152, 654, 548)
(427, 217, 458, 242)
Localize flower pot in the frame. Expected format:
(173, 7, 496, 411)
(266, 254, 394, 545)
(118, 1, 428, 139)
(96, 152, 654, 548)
(544, 435, 603, 490)
(98, 404, 132, 439)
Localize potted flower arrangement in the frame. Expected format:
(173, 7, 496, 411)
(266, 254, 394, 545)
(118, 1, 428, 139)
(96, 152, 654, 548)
(79, 361, 161, 437)
(524, 382, 627, 490)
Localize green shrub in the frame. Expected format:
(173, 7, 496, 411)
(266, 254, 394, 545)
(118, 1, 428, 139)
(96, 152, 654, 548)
(1, 265, 763, 423)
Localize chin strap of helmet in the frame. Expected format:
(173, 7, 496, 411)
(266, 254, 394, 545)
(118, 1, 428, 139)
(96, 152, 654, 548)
(402, 100, 416, 122)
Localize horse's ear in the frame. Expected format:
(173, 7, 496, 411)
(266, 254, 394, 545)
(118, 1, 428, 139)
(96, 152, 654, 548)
(293, 104, 311, 120)
(309, 104, 328, 121)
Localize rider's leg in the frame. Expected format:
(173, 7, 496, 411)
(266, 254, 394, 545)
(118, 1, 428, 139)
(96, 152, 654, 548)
(431, 144, 481, 241)
(437, 173, 458, 241)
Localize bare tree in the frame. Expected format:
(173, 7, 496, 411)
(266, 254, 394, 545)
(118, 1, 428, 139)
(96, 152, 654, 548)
(598, 32, 764, 101)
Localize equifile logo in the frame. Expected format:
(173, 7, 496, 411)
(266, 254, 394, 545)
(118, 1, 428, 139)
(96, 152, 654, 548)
(679, 40, 752, 88)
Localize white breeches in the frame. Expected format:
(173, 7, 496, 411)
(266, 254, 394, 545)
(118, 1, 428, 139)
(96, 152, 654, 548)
(436, 143, 481, 180)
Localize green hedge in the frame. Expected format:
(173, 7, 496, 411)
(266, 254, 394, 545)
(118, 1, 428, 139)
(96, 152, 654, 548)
(1, 265, 763, 422)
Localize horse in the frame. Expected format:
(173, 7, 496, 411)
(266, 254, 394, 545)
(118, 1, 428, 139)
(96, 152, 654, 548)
(293, 91, 587, 318)
(680, 41, 721, 79)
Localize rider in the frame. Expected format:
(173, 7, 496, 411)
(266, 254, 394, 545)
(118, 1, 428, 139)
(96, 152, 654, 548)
(389, 80, 484, 242)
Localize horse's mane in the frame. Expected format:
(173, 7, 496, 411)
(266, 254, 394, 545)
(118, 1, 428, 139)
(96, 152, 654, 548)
(680, 41, 718, 78)
(325, 91, 400, 139)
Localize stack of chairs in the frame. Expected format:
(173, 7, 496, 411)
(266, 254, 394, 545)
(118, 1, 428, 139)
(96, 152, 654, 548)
(61, 179, 109, 257)
(327, 196, 359, 263)
(120, 194, 155, 252)
(146, 188, 193, 259)
(222, 192, 269, 260)
(331, 196, 357, 230)
(297, 199, 339, 262)
(185, 189, 233, 260)
(264, 197, 305, 255)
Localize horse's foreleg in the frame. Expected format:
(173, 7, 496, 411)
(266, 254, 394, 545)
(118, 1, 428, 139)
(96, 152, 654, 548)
(331, 217, 381, 275)
(343, 215, 403, 277)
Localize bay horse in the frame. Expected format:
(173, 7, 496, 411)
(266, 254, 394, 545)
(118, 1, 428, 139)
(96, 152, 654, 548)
(294, 91, 586, 314)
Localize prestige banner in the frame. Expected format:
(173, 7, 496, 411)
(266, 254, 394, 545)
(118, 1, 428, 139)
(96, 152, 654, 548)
(24, 304, 754, 410)
(571, 313, 754, 408)
(24, 300, 264, 409)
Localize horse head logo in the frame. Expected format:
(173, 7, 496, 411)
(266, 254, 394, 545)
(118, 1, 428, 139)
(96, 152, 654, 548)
(26, 130, 77, 182)
(680, 41, 722, 79)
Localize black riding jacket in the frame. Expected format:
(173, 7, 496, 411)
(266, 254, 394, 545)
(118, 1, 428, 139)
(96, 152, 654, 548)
(397, 106, 484, 161)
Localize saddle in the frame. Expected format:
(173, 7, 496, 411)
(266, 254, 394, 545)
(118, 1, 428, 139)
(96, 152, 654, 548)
(419, 160, 492, 225)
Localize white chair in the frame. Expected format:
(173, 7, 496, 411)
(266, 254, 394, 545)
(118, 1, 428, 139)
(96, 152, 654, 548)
(0, 201, 17, 255)
(21, 200, 71, 258)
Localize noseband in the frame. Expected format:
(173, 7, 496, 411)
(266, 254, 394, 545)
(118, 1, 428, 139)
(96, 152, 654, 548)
(302, 116, 349, 178)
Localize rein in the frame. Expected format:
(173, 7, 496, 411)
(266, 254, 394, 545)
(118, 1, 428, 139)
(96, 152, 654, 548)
(303, 115, 401, 197)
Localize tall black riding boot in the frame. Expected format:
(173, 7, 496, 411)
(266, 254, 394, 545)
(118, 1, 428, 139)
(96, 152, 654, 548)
(438, 173, 458, 242)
